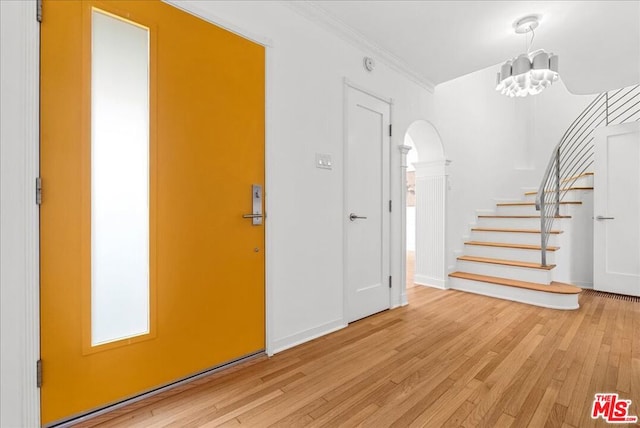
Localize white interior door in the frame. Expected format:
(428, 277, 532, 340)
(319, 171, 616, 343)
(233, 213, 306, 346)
(345, 85, 391, 323)
(594, 122, 640, 296)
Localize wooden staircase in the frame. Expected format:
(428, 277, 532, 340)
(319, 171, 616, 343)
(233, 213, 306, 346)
(448, 176, 594, 310)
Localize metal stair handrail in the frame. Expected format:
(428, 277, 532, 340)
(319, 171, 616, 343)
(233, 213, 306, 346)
(535, 84, 640, 266)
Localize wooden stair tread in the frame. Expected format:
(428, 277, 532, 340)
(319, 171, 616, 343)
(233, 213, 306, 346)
(449, 272, 582, 294)
(497, 201, 581, 206)
(478, 215, 571, 219)
(457, 255, 555, 270)
(471, 227, 563, 234)
(524, 187, 593, 196)
(561, 172, 593, 183)
(464, 241, 559, 251)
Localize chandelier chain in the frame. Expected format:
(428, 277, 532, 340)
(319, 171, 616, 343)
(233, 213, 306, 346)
(529, 27, 535, 53)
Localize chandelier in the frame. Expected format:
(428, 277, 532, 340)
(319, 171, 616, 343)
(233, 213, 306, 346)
(496, 15, 559, 97)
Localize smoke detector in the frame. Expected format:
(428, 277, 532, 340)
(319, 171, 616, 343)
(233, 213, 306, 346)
(363, 57, 375, 72)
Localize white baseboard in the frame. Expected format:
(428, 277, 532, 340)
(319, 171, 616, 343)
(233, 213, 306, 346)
(391, 293, 401, 309)
(414, 274, 446, 289)
(270, 319, 346, 355)
(571, 280, 593, 289)
(400, 293, 408, 306)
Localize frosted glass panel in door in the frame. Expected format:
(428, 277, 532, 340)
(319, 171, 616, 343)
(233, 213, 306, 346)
(91, 10, 150, 346)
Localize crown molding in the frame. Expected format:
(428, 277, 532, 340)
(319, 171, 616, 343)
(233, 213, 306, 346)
(284, 1, 435, 93)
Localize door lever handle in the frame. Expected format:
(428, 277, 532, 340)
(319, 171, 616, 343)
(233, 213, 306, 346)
(349, 213, 367, 221)
(595, 215, 615, 220)
(246, 184, 263, 225)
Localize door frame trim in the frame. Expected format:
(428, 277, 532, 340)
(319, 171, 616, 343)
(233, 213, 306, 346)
(344, 78, 392, 105)
(342, 79, 394, 324)
(0, 0, 41, 426)
(1, 1, 276, 425)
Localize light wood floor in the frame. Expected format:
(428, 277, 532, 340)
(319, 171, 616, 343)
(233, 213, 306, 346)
(79, 286, 639, 428)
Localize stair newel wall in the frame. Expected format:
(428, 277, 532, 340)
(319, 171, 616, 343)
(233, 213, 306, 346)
(413, 160, 450, 289)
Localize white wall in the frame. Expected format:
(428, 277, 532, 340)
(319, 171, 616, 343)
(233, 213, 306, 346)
(528, 81, 597, 172)
(435, 65, 527, 269)
(435, 64, 596, 271)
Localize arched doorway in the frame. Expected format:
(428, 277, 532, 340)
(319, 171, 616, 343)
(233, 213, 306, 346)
(403, 120, 449, 291)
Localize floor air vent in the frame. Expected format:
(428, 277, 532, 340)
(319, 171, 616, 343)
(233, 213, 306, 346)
(581, 289, 640, 303)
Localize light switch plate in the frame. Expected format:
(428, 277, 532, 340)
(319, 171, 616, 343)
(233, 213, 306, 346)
(315, 153, 333, 170)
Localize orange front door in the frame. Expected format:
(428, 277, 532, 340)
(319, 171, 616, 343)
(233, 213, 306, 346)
(40, 1, 265, 424)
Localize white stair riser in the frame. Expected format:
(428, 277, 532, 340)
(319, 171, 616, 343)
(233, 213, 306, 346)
(470, 231, 559, 246)
(495, 205, 540, 216)
(496, 204, 573, 216)
(448, 277, 579, 310)
(477, 217, 569, 229)
(464, 245, 555, 264)
(522, 185, 593, 202)
(456, 260, 552, 283)
(564, 175, 593, 188)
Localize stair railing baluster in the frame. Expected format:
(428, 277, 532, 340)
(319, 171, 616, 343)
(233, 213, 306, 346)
(540, 187, 547, 266)
(555, 149, 561, 218)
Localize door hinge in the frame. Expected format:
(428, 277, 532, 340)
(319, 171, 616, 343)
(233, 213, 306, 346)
(389, 275, 392, 288)
(36, 359, 42, 388)
(36, 0, 43, 23)
(389, 200, 392, 212)
(389, 124, 392, 137)
(36, 177, 42, 205)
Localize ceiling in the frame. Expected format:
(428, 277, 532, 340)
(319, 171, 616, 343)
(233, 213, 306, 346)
(308, 1, 640, 94)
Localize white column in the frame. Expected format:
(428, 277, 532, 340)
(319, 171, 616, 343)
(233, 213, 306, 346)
(398, 145, 412, 306)
(413, 160, 451, 289)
